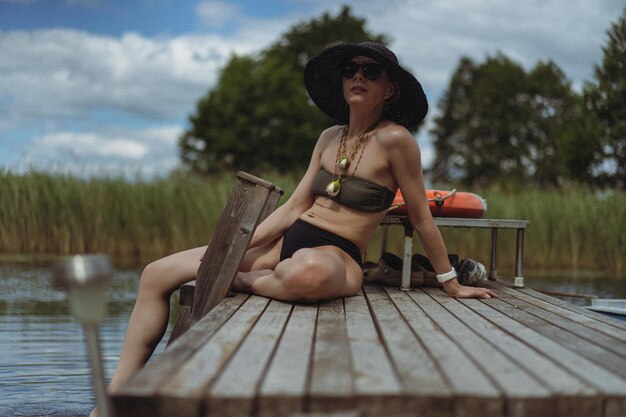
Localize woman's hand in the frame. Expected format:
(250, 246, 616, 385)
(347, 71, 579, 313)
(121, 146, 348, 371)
(442, 278, 498, 299)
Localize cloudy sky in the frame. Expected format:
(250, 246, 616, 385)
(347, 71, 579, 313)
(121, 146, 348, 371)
(1, 0, 624, 178)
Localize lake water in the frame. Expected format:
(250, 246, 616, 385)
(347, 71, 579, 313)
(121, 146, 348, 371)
(0, 261, 173, 417)
(1, 260, 625, 417)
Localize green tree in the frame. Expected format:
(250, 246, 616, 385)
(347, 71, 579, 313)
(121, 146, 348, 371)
(431, 54, 583, 188)
(429, 57, 475, 185)
(180, 56, 263, 174)
(585, 7, 626, 189)
(557, 97, 604, 185)
(431, 55, 530, 187)
(179, 6, 387, 175)
(526, 61, 582, 186)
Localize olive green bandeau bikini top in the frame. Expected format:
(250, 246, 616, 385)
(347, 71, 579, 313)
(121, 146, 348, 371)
(311, 168, 396, 212)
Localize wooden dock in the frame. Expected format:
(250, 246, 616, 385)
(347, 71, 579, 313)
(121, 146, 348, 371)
(112, 281, 626, 417)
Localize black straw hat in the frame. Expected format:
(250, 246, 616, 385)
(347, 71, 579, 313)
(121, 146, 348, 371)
(304, 42, 428, 129)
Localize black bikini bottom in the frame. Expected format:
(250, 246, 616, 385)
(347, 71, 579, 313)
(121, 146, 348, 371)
(280, 219, 363, 267)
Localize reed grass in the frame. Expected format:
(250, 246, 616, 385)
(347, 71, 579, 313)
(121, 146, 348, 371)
(1, 169, 624, 275)
(1, 170, 234, 262)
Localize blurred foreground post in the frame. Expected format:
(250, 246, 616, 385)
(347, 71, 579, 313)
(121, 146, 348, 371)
(52, 254, 114, 417)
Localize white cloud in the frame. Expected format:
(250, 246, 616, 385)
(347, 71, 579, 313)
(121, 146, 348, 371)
(310, 0, 623, 94)
(2, 1, 623, 126)
(2, 0, 624, 176)
(292, 0, 624, 168)
(20, 126, 183, 177)
(0, 8, 301, 176)
(0, 22, 297, 134)
(40, 133, 149, 159)
(196, 0, 242, 28)
(0, 30, 242, 124)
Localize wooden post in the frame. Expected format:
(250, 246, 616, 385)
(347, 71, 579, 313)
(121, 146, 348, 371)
(168, 172, 283, 343)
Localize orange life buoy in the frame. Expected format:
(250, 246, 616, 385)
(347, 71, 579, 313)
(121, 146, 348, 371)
(388, 189, 487, 218)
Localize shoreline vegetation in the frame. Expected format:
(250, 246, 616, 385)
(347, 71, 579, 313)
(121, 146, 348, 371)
(1, 170, 624, 276)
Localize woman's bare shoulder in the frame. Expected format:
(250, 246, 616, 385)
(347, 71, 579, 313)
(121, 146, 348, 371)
(315, 125, 344, 148)
(375, 121, 416, 149)
(320, 124, 343, 139)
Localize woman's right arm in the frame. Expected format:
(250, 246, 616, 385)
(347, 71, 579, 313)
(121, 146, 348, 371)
(248, 127, 336, 249)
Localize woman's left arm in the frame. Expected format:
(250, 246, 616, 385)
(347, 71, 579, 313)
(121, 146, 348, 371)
(386, 127, 496, 299)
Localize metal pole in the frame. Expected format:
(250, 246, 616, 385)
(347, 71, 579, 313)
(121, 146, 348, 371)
(400, 220, 413, 290)
(83, 325, 112, 417)
(489, 228, 498, 280)
(514, 229, 525, 288)
(52, 255, 115, 417)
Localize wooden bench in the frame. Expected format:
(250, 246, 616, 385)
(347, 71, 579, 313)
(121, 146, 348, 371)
(380, 215, 530, 288)
(168, 171, 283, 343)
(112, 282, 626, 417)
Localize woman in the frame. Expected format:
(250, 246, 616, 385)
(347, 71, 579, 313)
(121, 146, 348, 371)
(231, 42, 496, 302)
(92, 41, 495, 417)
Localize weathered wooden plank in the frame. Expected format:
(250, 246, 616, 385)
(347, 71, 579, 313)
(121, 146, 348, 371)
(308, 298, 354, 413)
(502, 287, 626, 346)
(118, 278, 626, 417)
(467, 294, 626, 416)
(111, 293, 249, 417)
(492, 288, 626, 378)
(168, 304, 193, 342)
(193, 181, 274, 321)
(344, 290, 404, 417)
(258, 304, 318, 417)
(260, 186, 284, 222)
(363, 285, 452, 417)
(384, 287, 503, 417)
(475, 296, 626, 394)
(168, 173, 278, 343)
(435, 218, 529, 229)
(502, 287, 626, 343)
(605, 398, 626, 417)
(207, 299, 292, 417)
(381, 216, 530, 229)
(416, 288, 554, 417)
(155, 295, 270, 417)
(171, 182, 282, 343)
(199, 183, 281, 308)
(236, 171, 277, 189)
(427, 289, 600, 417)
(179, 281, 196, 307)
(519, 287, 626, 332)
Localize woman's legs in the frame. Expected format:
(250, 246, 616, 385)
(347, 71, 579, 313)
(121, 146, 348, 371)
(108, 241, 361, 382)
(93, 239, 361, 415)
(103, 237, 283, 400)
(233, 246, 363, 303)
(90, 247, 206, 417)
(106, 246, 206, 392)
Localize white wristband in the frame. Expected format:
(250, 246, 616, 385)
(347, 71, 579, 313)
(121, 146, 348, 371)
(436, 268, 457, 283)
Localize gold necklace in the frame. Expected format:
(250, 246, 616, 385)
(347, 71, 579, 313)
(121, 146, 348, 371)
(325, 120, 380, 197)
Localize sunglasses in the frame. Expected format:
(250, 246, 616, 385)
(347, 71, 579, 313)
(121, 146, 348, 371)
(339, 62, 385, 80)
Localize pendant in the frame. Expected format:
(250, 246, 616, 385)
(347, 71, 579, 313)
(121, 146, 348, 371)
(325, 179, 341, 197)
(337, 157, 350, 171)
